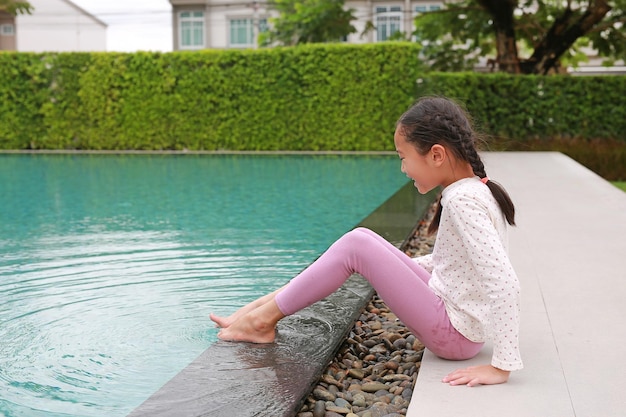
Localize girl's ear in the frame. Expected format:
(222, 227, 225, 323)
(429, 144, 447, 167)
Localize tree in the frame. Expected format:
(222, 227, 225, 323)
(413, 0, 626, 74)
(260, 0, 356, 46)
(0, 0, 32, 15)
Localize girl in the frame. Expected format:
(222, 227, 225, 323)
(210, 97, 523, 387)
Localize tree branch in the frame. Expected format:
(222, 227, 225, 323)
(525, 0, 612, 74)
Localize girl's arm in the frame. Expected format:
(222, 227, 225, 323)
(446, 194, 523, 372)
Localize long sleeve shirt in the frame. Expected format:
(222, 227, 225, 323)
(413, 177, 523, 371)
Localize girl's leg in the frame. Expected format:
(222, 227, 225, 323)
(275, 227, 482, 360)
(351, 227, 431, 285)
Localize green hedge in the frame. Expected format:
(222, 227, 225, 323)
(1, 44, 625, 155)
(418, 73, 626, 141)
(416, 73, 626, 180)
(0, 43, 425, 151)
(0, 53, 51, 148)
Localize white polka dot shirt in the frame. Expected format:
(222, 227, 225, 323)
(413, 177, 523, 371)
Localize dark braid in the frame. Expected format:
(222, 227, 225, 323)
(397, 96, 516, 234)
(461, 137, 487, 178)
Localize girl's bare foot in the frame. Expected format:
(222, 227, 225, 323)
(216, 300, 285, 344)
(217, 317, 276, 343)
(209, 286, 285, 328)
(209, 313, 234, 328)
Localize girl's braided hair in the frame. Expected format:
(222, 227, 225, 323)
(397, 96, 515, 234)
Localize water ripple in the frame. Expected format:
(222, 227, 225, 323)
(0, 154, 407, 416)
(0, 229, 310, 417)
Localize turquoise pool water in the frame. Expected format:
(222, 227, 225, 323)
(0, 154, 408, 417)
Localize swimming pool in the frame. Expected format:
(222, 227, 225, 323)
(0, 153, 408, 417)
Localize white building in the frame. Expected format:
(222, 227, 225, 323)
(0, 0, 107, 52)
(168, 0, 442, 50)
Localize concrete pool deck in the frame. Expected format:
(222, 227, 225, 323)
(408, 152, 626, 417)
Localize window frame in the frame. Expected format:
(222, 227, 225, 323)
(374, 5, 403, 42)
(414, 4, 442, 15)
(178, 10, 205, 50)
(228, 17, 268, 49)
(0, 24, 15, 37)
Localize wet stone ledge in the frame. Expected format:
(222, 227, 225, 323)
(128, 182, 436, 417)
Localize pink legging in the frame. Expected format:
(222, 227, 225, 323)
(274, 227, 483, 360)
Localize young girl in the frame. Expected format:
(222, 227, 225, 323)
(210, 96, 523, 387)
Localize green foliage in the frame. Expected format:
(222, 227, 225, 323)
(1, 46, 625, 180)
(2, 47, 625, 178)
(38, 53, 94, 149)
(583, 0, 626, 65)
(260, 0, 357, 46)
(0, 43, 425, 151)
(0, 53, 49, 148)
(420, 73, 626, 140)
(413, 1, 626, 74)
(417, 72, 626, 140)
(413, 3, 492, 72)
(417, 72, 626, 179)
(0, 0, 32, 15)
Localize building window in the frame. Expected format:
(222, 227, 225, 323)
(375, 6, 402, 41)
(415, 4, 442, 14)
(179, 11, 204, 49)
(0, 24, 15, 36)
(229, 18, 267, 48)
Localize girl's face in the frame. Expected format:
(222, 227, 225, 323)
(394, 126, 442, 194)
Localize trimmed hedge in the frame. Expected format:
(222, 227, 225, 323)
(417, 73, 626, 180)
(0, 53, 51, 148)
(0, 45, 625, 178)
(0, 43, 425, 151)
(417, 73, 626, 141)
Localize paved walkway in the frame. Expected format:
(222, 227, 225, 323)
(408, 152, 626, 417)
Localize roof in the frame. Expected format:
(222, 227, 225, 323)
(60, 0, 108, 28)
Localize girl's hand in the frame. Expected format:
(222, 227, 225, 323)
(442, 365, 510, 387)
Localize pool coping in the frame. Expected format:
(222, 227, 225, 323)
(127, 181, 437, 417)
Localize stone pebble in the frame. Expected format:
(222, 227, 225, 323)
(297, 201, 438, 417)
